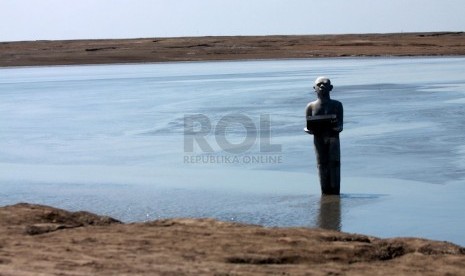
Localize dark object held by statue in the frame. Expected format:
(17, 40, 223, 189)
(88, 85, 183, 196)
(304, 115, 337, 134)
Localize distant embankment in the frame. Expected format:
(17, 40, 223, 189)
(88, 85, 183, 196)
(0, 32, 464, 67)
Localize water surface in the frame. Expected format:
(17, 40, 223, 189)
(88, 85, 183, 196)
(1, 57, 464, 245)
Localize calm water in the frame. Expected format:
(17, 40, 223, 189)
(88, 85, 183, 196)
(1, 58, 465, 245)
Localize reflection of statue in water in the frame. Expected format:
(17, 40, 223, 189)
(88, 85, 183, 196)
(305, 77, 343, 195)
(317, 195, 341, 231)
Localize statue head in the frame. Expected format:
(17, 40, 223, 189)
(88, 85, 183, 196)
(313, 77, 333, 96)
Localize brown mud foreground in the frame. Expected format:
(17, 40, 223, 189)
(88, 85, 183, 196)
(1, 32, 465, 67)
(0, 203, 464, 275)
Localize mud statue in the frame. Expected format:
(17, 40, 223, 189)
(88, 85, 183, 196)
(305, 77, 343, 195)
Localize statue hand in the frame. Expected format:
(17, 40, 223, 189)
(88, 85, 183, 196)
(304, 127, 314, 135)
(332, 126, 343, 132)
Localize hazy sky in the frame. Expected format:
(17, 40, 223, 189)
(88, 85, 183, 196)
(1, 0, 464, 42)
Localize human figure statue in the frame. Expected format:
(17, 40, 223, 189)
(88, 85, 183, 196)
(305, 77, 343, 195)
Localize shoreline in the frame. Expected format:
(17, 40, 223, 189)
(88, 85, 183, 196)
(0, 203, 464, 275)
(1, 32, 464, 67)
(2, 55, 465, 70)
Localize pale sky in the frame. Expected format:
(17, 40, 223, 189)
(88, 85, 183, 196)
(1, 0, 464, 42)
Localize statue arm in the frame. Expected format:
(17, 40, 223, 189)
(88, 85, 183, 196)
(333, 102, 343, 133)
(305, 103, 314, 134)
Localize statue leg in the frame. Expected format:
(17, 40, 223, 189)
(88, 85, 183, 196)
(328, 137, 341, 195)
(314, 136, 331, 194)
(327, 161, 340, 194)
(318, 163, 332, 194)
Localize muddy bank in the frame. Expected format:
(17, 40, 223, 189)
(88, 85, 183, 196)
(0, 203, 464, 275)
(1, 32, 464, 67)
